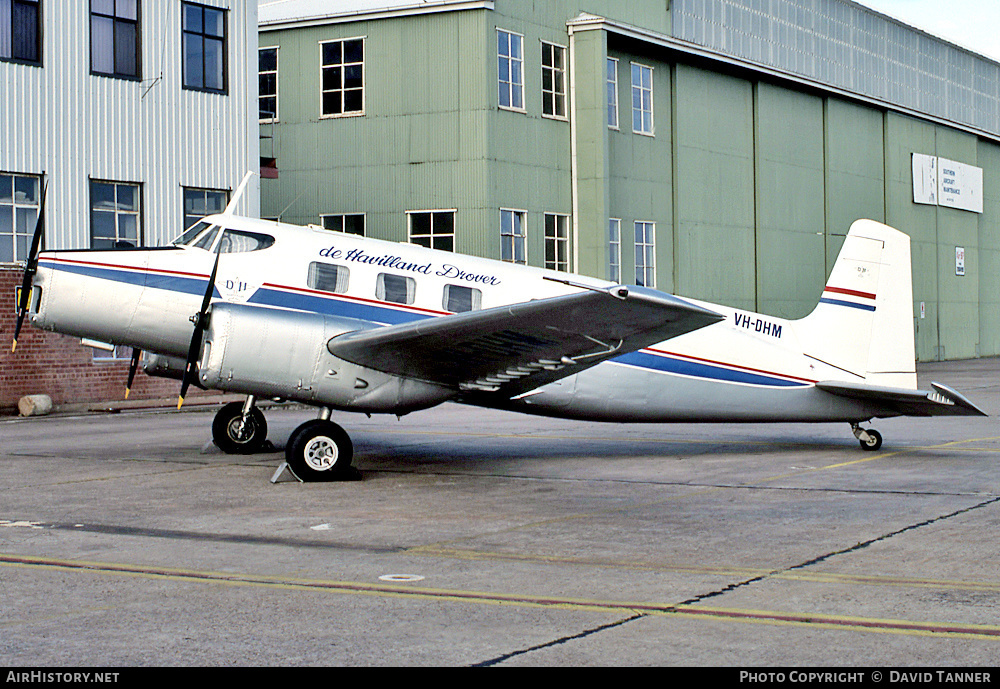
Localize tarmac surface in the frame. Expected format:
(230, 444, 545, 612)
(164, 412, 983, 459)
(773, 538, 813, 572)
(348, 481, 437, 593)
(1, 358, 999, 667)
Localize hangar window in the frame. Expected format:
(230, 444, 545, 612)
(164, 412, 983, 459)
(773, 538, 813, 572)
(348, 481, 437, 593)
(443, 284, 481, 313)
(631, 62, 653, 135)
(497, 29, 523, 111)
(608, 218, 621, 282)
(634, 221, 655, 288)
(408, 210, 455, 252)
(259, 46, 278, 121)
(500, 209, 526, 264)
(91, 0, 140, 79)
(1, 0, 41, 64)
(541, 42, 566, 119)
(377, 273, 415, 305)
(0, 172, 40, 264)
(183, 188, 228, 234)
(90, 180, 141, 249)
(308, 261, 349, 294)
(321, 37, 364, 116)
(321, 213, 365, 236)
(544, 213, 569, 272)
(182, 2, 227, 93)
(607, 58, 619, 129)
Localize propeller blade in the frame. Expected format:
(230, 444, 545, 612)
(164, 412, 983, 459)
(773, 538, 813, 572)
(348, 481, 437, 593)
(12, 181, 48, 353)
(178, 239, 224, 409)
(124, 347, 142, 399)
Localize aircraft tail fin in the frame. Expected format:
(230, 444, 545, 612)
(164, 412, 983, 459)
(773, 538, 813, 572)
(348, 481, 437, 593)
(798, 219, 916, 388)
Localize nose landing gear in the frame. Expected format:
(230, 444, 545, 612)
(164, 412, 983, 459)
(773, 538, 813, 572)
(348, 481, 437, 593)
(212, 396, 269, 454)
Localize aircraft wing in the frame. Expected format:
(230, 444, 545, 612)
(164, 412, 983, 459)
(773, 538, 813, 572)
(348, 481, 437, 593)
(326, 285, 724, 395)
(815, 380, 987, 417)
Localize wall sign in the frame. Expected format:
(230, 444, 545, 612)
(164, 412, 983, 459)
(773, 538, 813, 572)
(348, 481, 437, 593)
(956, 246, 966, 276)
(912, 153, 983, 214)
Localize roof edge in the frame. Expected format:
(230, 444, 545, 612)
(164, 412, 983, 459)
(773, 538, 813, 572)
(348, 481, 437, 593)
(260, 0, 493, 31)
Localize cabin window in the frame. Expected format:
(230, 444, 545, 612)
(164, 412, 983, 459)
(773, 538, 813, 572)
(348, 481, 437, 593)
(443, 284, 481, 313)
(544, 213, 569, 272)
(1, 0, 41, 64)
(218, 230, 274, 253)
(321, 213, 365, 236)
(182, 1, 227, 93)
(321, 37, 364, 117)
(0, 172, 40, 264)
(90, 180, 141, 249)
(90, 0, 139, 79)
(408, 210, 454, 251)
(376, 273, 415, 305)
(307, 261, 349, 294)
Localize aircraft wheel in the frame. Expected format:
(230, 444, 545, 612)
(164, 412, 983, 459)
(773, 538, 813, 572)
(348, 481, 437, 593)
(212, 402, 268, 455)
(859, 428, 882, 451)
(286, 419, 354, 481)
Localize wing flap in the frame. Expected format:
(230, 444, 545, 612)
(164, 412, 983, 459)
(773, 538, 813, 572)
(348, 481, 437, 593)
(326, 285, 723, 394)
(816, 380, 987, 417)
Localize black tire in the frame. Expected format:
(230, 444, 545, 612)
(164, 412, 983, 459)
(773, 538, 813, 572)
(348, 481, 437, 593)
(212, 402, 268, 455)
(285, 419, 354, 481)
(859, 428, 882, 451)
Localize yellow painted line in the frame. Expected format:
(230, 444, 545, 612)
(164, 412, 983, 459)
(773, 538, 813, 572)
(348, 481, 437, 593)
(2, 553, 998, 640)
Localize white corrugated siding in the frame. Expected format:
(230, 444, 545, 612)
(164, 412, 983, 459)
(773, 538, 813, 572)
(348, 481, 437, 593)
(0, 1, 259, 252)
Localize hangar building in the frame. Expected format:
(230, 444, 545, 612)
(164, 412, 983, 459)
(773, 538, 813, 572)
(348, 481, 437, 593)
(1, 1, 259, 411)
(258, 0, 1000, 363)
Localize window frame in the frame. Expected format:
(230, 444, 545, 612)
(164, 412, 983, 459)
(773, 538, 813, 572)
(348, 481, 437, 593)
(631, 61, 654, 136)
(607, 57, 619, 130)
(89, 179, 143, 250)
(320, 213, 365, 236)
(320, 36, 365, 118)
(407, 209, 456, 252)
(182, 187, 228, 234)
(181, 1, 228, 94)
(259, 45, 278, 122)
(0, 0, 41, 66)
(608, 218, 621, 282)
(376, 272, 416, 305)
(634, 220, 655, 288)
(543, 213, 569, 272)
(497, 28, 524, 113)
(500, 208, 526, 265)
(307, 261, 350, 294)
(90, 0, 140, 80)
(443, 284, 482, 313)
(0, 171, 41, 265)
(540, 40, 567, 120)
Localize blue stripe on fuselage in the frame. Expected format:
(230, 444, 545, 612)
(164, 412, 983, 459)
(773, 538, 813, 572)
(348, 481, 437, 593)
(46, 261, 805, 387)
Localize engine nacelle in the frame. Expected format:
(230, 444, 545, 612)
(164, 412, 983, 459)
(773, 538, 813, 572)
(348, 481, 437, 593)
(197, 302, 455, 414)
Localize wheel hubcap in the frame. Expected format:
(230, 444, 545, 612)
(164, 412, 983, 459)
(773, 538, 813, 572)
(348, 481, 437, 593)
(227, 416, 254, 443)
(304, 435, 339, 471)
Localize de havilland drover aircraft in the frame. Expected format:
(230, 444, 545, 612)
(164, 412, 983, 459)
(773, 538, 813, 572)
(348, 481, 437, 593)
(12, 175, 986, 481)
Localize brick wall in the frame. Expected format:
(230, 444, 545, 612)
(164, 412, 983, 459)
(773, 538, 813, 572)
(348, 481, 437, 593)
(1, 268, 217, 413)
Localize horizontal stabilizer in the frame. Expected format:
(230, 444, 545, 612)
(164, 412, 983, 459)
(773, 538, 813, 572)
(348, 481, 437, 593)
(327, 285, 723, 395)
(816, 380, 987, 417)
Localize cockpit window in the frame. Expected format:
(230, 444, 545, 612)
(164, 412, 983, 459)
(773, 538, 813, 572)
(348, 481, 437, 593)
(193, 226, 220, 250)
(218, 230, 275, 253)
(173, 221, 212, 246)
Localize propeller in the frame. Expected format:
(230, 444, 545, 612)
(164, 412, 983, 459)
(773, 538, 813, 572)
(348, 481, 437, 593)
(178, 237, 224, 409)
(11, 181, 48, 353)
(124, 347, 142, 399)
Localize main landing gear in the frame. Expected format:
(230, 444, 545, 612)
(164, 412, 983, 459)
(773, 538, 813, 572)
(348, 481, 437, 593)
(284, 408, 358, 481)
(851, 423, 883, 451)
